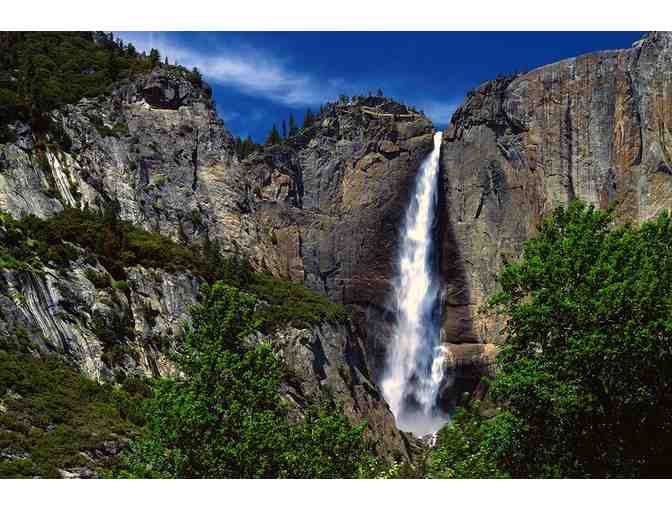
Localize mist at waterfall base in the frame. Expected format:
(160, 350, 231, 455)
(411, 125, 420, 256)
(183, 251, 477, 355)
(381, 131, 453, 438)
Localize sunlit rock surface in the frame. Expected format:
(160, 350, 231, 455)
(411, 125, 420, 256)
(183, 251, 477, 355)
(437, 32, 672, 394)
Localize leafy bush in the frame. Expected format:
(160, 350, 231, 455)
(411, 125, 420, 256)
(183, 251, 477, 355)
(434, 201, 672, 478)
(249, 272, 348, 332)
(428, 401, 509, 479)
(84, 268, 111, 289)
(0, 212, 43, 271)
(112, 280, 130, 292)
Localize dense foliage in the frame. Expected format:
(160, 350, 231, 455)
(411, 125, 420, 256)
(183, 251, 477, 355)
(265, 123, 282, 145)
(431, 201, 672, 478)
(0, 212, 43, 271)
(0, 33, 141, 140)
(0, 351, 147, 478)
(115, 282, 378, 478)
(249, 273, 348, 332)
(428, 402, 509, 479)
(0, 207, 200, 279)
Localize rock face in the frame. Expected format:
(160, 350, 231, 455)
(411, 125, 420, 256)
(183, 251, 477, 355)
(249, 322, 412, 460)
(4, 32, 669, 458)
(244, 97, 434, 373)
(0, 256, 410, 459)
(0, 72, 421, 458)
(437, 31, 672, 392)
(0, 261, 199, 380)
(0, 67, 283, 274)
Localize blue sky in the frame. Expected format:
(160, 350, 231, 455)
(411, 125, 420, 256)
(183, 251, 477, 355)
(118, 31, 642, 143)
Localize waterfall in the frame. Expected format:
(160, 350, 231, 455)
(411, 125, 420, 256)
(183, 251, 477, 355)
(381, 131, 451, 437)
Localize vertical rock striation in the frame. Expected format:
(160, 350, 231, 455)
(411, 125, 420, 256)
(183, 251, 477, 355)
(437, 31, 672, 397)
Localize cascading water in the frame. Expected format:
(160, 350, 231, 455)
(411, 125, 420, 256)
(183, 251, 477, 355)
(381, 131, 451, 437)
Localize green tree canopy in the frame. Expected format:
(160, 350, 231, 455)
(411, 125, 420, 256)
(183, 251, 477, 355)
(431, 201, 672, 478)
(265, 123, 281, 145)
(148, 48, 161, 69)
(303, 108, 315, 128)
(233, 135, 258, 160)
(288, 113, 298, 136)
(116, 282, 378, 478)
(428, 402, 508, 479)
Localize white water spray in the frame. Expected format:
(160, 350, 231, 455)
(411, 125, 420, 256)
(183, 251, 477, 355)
(381, 131, 451, 437)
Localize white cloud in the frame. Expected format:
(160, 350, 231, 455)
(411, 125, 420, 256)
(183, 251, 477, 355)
(118, 32, 345, 107)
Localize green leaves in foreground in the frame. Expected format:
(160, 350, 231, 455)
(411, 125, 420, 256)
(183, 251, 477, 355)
(115, 282, 378, 478)
(428, 402, 511, 479)
(430, 201, 672, 478)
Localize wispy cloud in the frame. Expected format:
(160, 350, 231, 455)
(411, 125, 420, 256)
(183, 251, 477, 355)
(118, 32, 464, 129)
(219, 110, 242, 123)
(119, 32, 346, 107)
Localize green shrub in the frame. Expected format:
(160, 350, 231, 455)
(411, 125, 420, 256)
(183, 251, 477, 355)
(428, 401, 509, 479)
(249, 272, 348, 332)
(0, 212, 43, 271)
(0, 351, 147, 478)
(112, 280, 130, 292)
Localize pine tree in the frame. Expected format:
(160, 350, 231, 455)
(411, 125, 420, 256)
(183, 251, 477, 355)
(188, 67, 203, 87)
(288, 113, 298, 136)
(242, 136, 255, 158)
(281, 120, 287, 139)
(266, 124, 281, 145)
(148, 48, 161, 69)
(302, 108, 314, 128)
(106, 51, 120, 81)
(234, 135, 257, 160)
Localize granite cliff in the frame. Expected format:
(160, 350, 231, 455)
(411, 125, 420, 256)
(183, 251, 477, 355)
(3, 31, 672, 474)
(437, 31, 672, 396)
(0, 66, 421, 465)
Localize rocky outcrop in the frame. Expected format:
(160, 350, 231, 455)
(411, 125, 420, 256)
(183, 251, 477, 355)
(0, 260, 410, 459)
(244, 97, 435, 374)
(437, 32, 672, 389)
(0, 261, 199, 380)
(0, 72, 426, 458)
(249, 321, 413, 460)
(0, 67, 285, 275)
